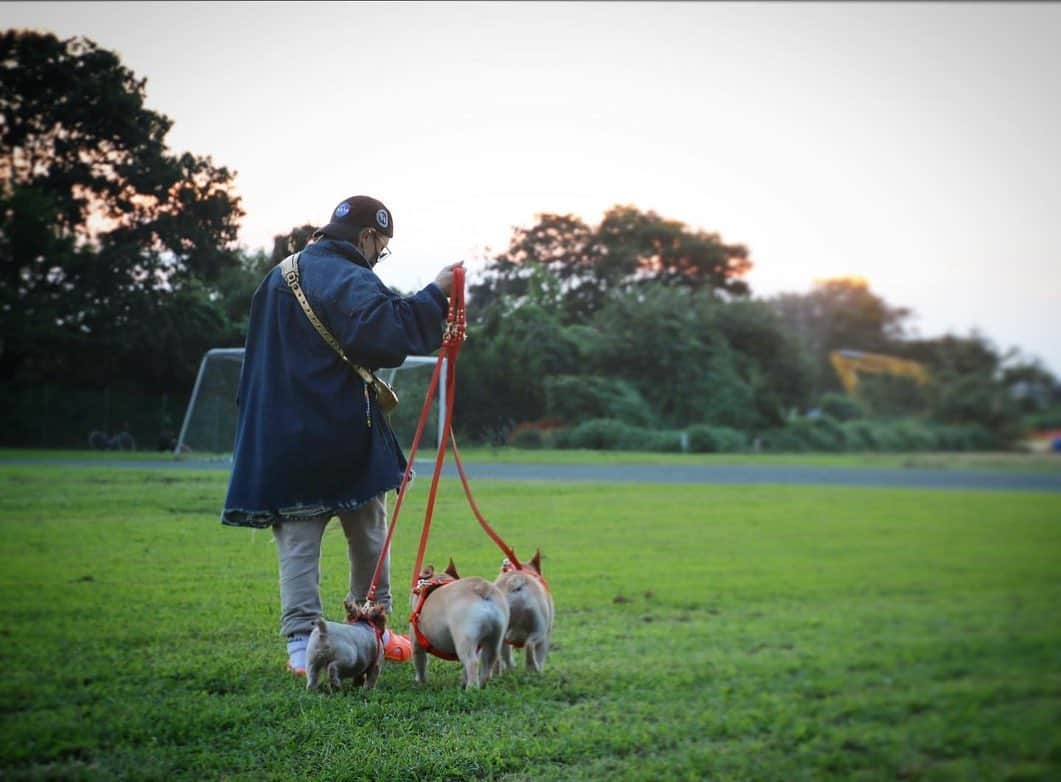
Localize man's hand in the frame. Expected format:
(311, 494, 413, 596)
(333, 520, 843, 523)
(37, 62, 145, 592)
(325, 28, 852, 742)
(433, 261, 464, 297)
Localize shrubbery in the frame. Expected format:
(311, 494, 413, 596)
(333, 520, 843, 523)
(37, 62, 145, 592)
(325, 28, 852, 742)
(686, 425, 748, 453)
(510, 415, 1003, 453)
(544, 375, 653, 427)
(818, 392, 864, 421)
(550, 419, 682, 452)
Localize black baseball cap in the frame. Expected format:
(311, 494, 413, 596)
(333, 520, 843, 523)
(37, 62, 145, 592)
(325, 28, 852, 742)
(317, 195, 394, 242)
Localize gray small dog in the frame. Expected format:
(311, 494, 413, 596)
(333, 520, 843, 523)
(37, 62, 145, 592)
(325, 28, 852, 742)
(495, 549, 554, 673)
(305, 601, 387, 692)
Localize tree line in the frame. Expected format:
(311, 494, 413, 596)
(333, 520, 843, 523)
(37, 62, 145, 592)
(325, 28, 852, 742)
(2, 31, 1058, 451)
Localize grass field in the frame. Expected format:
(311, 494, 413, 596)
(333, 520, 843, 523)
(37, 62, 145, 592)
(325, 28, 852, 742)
(1, 460, 1059, 780)
(4, 447, 1060, 473)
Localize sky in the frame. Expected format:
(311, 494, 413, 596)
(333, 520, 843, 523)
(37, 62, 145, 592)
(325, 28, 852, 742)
(6, 1, 1061, 375)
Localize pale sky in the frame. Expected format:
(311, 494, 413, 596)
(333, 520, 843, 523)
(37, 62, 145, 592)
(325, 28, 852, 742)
(7, 1, 1061, 375)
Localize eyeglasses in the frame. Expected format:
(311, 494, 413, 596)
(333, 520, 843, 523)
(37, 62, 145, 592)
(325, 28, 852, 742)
(373, 232, 391, 263)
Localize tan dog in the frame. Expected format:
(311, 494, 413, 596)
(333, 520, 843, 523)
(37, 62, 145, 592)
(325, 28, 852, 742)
(409, 559, 509, 689)
(495, 549, 554, 673)
(305, 601, 387, 692)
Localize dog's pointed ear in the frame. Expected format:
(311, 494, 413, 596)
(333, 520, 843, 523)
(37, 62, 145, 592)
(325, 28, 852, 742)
(419, 564, 435, 580)
(343, 598, 361, 621)
(531, 548, 542, 574)
(445, 558, 460, 579)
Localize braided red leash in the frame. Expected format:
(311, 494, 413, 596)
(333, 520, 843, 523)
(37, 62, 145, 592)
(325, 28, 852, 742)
(364, 266, 524, 607)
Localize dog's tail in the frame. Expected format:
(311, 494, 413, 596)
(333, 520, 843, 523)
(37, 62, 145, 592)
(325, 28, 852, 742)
(315, 617, 328, 636)
(472, 580, 500, 601)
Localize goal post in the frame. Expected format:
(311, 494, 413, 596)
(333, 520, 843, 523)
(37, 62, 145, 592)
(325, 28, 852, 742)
(174, 349, 445, 456)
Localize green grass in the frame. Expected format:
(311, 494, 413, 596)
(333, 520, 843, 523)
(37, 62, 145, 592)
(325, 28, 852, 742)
(3, 447, 1060, 473)
(449, 447, 1061, 473)
(1, 464, 1059, 780)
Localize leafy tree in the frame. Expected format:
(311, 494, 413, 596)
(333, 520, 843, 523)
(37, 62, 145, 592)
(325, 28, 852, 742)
(999, 356, 1059, 415)
(900, 330, 1001, 378)
(586, 285, 760, 429)
(770, 277, 912, 393)
(597, 205, 751, 295)
(712, 298, 815, 424)
(469, 214, 599, 322)
(454, 303, 584, 441)
(0, 31, 243, 384)
(269, 223, 316, 266)
(471, 206, 752, 324)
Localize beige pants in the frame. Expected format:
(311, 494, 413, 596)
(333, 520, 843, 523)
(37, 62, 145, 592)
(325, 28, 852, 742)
(272, 493, 391, 638)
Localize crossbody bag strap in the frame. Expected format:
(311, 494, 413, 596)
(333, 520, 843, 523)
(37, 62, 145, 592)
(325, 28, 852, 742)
(280, 253, 376, 387)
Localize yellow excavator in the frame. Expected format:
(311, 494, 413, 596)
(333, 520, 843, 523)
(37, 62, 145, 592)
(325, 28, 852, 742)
(828, 349, 930, 395)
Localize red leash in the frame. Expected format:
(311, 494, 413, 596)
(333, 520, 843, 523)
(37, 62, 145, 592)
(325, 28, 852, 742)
(364, 266, 525, 607)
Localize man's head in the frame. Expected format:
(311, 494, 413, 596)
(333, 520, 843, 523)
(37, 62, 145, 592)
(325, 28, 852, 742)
(315, 195, 393, 266)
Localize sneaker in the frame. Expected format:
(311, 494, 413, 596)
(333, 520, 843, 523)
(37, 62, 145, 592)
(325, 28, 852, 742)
(382, 629, 412, 662)
(286, 633, 309, 676)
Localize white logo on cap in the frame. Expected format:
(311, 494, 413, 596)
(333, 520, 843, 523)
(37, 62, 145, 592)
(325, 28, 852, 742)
(376, 209, 389, 229)
(335, 203, 351, 218)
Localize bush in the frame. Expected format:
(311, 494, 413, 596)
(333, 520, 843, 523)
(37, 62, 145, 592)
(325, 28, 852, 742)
(889, 420, 938, 452)
(761, 415, 846, 452)
(560, 419, 637, 450)
(544, 375, 653, 427)
(929, 423, 997, 451)
(858, 374, 928, 417)
(766, 416, 1003, 453)
(818, 392, 864, 422)
(839, 420, 888, 451)
(510, 428, 548, 449)
(640, 430, 685, 453)
(556, 418, 685, 452)
(686, 425, 748, 453)
(1026, 405, 1061, 431)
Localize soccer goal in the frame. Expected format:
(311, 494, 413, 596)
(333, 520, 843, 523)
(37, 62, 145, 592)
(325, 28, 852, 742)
(174, 349, 445, 456)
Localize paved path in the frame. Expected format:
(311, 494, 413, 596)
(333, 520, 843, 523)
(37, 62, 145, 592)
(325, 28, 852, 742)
(3, 457, 1060, 493)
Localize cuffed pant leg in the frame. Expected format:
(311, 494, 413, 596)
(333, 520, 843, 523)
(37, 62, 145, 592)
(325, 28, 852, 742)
(272, 516, 330, 638)
(338, 493, 391, 613)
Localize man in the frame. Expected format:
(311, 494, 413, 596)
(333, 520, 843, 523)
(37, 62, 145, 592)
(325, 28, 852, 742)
(221, 195, 461, 675)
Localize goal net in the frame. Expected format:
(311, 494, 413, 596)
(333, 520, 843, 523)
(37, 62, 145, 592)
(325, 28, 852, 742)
(175, 349, 444, 456)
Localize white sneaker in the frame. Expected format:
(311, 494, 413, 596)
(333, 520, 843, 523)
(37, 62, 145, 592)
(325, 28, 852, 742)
(286, 633, 309, 675)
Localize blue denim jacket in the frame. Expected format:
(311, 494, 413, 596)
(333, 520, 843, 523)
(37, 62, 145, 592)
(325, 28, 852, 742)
(221, 238, 448, 527)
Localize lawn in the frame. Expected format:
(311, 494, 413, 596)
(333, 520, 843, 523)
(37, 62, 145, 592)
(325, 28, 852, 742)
(0, 462, 1059, 780)
(4, 447, 1060, 473)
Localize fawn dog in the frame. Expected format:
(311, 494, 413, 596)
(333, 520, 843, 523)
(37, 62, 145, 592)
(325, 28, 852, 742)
(409, 559, 509, 689)
(495, 549, 554, 673)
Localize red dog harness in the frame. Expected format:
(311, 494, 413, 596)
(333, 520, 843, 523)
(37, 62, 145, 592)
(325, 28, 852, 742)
(409, 577, 460, 661)
(344, 615, 385, 661)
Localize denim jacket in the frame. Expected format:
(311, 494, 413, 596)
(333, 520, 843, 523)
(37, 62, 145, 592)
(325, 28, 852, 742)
(221, 238, 448, 527)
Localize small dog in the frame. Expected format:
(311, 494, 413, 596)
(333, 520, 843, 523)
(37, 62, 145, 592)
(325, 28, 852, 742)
(410, 559, 509, 689)
(305, 600, 387, 692)
(495, 549, 554, 673)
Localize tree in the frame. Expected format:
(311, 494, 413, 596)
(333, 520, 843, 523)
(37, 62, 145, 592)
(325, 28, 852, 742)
(454, 303, 584, 441)
(0, 31, 244, 383)
(468, 213, 600, 323)
(597, 205, 751, 295)
(770, 277, 912, 393)
(268, 223, 317, 267)
(586, 285, 761, 429)
(470, 206, 752, 324)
